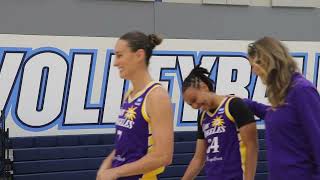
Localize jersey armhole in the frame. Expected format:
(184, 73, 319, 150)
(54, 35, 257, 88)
(141, 84, 162, 123)
(225, 97, 236, 123)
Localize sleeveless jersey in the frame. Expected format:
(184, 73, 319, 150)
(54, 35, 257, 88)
(200, 97, 246, 180)
(112, 82, 164, 180)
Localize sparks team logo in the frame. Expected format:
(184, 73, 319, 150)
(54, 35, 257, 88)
(212, 115, 224, 127)
(124, 106, 137, 121)
(116, 106, 137, 129)
(204, 115, 227, 137)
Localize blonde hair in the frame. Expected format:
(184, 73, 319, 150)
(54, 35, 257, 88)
(248, 37, 298, 107)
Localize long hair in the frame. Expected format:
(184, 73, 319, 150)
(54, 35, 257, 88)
(248, 37, 298, 107)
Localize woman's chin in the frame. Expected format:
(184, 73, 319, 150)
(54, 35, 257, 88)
(118, 72, 127, 79)
(201, 107, 209, 111)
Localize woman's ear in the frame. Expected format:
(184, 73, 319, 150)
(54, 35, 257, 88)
(135, 49, 146, 63)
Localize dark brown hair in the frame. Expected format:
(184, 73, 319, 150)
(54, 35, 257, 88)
(182, 65, 215, 93)
(120, 31, 162, 66)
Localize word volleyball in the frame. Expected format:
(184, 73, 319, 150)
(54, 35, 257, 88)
(0, 47, 315, 131)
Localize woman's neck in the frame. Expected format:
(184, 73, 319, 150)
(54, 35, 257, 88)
(130, 70, 153, 95)
(210, 93, 226, 109)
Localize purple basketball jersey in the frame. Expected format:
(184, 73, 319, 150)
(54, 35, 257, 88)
(201, 97, 245, 180)
(112, 82, 164, 180)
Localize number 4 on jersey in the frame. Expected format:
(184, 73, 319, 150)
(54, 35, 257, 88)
(207, 136, 219, 153)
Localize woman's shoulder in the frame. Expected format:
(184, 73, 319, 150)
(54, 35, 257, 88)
(146, 84, 170, 102)
(290, 73, 315, 90)
(287, 73, 318, 99)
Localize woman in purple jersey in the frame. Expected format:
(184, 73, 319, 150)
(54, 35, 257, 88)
(96, 31, 174, 180)
(181, 66, 258, 180)
(245, 37, 320, 180)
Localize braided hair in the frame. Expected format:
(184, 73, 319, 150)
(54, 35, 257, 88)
(182, 65, 215, 93)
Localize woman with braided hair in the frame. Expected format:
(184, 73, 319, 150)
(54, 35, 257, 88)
(181, 65, 258, 180)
